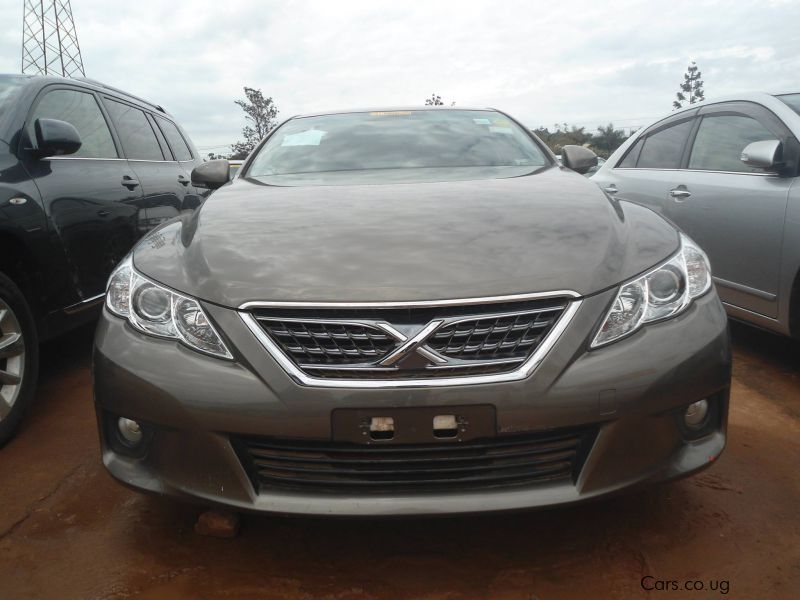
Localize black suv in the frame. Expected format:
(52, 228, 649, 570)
(0, 74, 205, 445)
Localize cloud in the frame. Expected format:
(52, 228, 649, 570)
(2, 0, 799, 149)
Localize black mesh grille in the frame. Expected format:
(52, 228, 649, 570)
(236, 426, 597, 494)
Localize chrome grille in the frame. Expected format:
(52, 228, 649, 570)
(246, 296, 573, 383)
(428, 308, 563, 361)
(257, 319, 398, 365)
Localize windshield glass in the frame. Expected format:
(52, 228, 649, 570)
(246, 109, 550, 186)
(777, 93, 800, 116)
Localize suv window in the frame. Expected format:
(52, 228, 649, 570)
(636, 120, 693, 169)
(156, 117, 193, 161)
(617, 138, 643, 168)
(104, 99, 164, 161)
(688, 115, 775, 173)
(28, 89, 117, 158)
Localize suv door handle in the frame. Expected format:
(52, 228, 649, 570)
(669, 188, 691, 200)
(121, 175, 140, 189)
(603, 185, 618, 194)
(177, 175, 190, 186)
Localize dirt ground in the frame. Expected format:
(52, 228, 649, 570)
(1, 321, 798, 600)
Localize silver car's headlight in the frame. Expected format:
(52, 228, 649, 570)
(105, 256, 233, 359)
(591, 233, 711, 348)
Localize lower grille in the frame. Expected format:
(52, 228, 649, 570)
(236, 426, 596, 494)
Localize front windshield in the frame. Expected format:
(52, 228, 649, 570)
(777, 93, 800, 116)
(246, 109, 550, 185)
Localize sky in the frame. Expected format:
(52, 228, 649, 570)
(2, 0, 799, 153)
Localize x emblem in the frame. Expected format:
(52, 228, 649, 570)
(375, 320, 447, 367)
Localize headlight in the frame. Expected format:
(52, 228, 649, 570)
(106, 256, 232, 359)
(591, 233, 711, 348)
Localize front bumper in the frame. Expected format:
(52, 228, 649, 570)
(93, 290, 731, 516)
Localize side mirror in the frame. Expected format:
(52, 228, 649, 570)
(191, 159, 230, 189)
(561, 145, 598, 175)
(34, 118, 82, 157)
(740, 139, 782, 170)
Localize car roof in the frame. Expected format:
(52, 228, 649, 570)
(624, 91, 800, 142)
(290, 106, 497, 119)
(2, 73, 170, 116)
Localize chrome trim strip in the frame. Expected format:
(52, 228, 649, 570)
(46, 156, 125, 161)
(435, 305, 566, 328)
(63, 293, 105, 315)
(612, 167, 775, 177)
(299, 356, 525, 372)
(239, 300, 582, 388)
(713, 277, 776, 301)
(239, 290, 580, 310)
(255, 316, 391, 328)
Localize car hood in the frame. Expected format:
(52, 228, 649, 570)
(133, 168, 679, 307)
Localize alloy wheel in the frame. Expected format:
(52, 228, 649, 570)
(0, 298, 26, 422)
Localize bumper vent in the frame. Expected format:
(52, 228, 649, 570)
(246, 297, 571, 382)
(236, 426, 597, 494)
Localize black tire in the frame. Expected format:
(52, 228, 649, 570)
(0, 271, 39, 447)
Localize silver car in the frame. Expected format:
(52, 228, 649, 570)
(592, 93, 800, 338)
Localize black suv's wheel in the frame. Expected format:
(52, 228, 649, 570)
(0, 271, 38, 447)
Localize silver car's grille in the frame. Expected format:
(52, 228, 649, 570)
(427, 309, 563, 362)
(257, 320, 398, 365)
(247, 297, 571, 382)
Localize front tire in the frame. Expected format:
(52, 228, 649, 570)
(0, 271, 38, 447)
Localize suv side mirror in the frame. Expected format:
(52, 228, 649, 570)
(740, 139, 782, 170)
(191, 159, 231, 189)
(561, 145, 598, 175)
(34, 118, 82, 157)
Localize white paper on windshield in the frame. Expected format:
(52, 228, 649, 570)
(489, 126, 513, 134)
(281, 130, 326, 146)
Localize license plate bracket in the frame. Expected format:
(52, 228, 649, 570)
(332, 405, 496, 444)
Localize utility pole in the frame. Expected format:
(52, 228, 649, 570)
(21, 0, 85, 77)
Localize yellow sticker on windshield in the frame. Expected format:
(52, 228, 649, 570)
(370, 111, 412, 117)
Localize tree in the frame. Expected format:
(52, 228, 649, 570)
(673, 61, 705, 110)
(592, 123, 629, 158)
(532, 123, 592, 155)
(425, 93, 444, 106)
(206, 151, 228, 161)
(424, 93, 455, 106)
(230, 87, 279, 159)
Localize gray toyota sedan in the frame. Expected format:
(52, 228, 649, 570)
(592, 92, 800, 339)
(93, 108, 731, 516)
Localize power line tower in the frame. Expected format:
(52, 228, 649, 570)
(21, 0, 85, 77)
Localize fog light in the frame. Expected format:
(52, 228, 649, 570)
(117, 417, 143, 446)
(684, 399, 709, 429)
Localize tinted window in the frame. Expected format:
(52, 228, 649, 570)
(156, 117, 193, 161)
(689, 115, 775, 173)
(0, 75, 27, 123)
(104, 99, 164, 161)
(28, 89, 117, 158)
(617, 138, 642, 168)
(777, 93, 800, 116)
(637, 120, 693, 169)
(247, 110, 549, 186)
